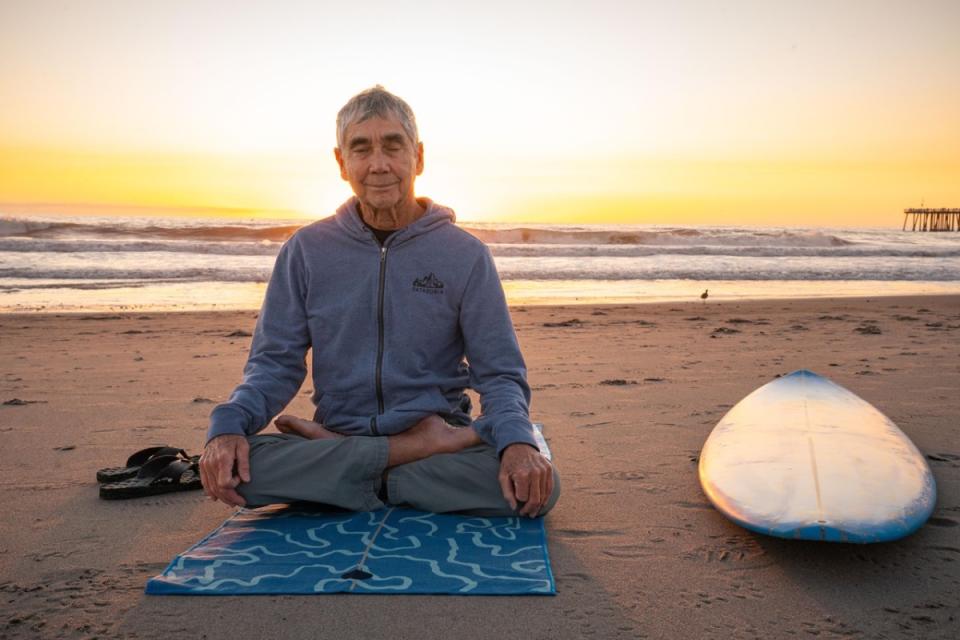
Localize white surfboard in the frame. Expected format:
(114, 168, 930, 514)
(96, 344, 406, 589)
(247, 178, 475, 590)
(698, 370, 936, 543)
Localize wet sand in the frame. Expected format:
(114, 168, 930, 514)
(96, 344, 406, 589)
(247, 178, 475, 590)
(0, 295, 958, 639)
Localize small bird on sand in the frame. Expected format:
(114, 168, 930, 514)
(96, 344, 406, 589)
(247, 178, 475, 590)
(700, 289, 709, 303)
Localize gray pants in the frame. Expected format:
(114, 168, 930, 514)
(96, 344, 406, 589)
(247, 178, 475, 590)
(237, 433, 561, 517)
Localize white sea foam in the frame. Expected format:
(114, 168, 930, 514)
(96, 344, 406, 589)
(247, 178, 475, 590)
(1, 215, 861, 248)
(1, 214, 958, 300)
(3, 236, 960, 259)
(0, 237, 281, 256)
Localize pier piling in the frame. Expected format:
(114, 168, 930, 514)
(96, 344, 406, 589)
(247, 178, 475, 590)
(902, 208, 960, 231)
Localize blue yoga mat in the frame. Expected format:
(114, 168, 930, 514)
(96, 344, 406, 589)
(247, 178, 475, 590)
(147, 425, 554, 596)
(146, 506, 554, 595)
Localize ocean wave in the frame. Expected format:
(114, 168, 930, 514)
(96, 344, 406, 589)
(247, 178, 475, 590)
(465, 226, 855, 247)
(487, 244, 960, 258)
(493, 269, 960, 282)
(0, 266, 272, 283)
(0, 280, 156, 291)
(489, 256, 960, 281)
(0, 217, 301, 243)
(2, 236, 957, 259)
(0, 237, 281, 256)
(3, 260, 958, 286)
(3, 215, 958, 289)
(1, 216, 858, 248)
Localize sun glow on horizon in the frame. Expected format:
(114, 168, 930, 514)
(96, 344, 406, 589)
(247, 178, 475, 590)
(1, 1, 958, 227)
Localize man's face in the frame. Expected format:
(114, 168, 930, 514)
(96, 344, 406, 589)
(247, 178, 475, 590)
(335, 115, 424, 215)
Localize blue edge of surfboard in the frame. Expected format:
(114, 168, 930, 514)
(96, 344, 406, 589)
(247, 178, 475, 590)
(722, 505, 936, 544)
(704, 370, 938, 544)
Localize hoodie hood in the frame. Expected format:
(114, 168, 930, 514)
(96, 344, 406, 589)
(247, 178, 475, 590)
(334, 196, 456, 246)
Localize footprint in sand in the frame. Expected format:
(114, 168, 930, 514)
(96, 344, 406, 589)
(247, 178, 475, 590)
(600, 470, 652, 481)
(602, 544, 655, 559)
(926, 517, 959, 528)
(673, 501, 713, 510)
(553, 528, 624, 539)
(925, 453, 960, 466)
(558, 572, 592, 582)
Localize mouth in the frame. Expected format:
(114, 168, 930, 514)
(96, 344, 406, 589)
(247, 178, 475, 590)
(367, 183, 397, 190)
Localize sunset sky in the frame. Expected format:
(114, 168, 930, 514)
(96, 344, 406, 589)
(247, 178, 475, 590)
(1, 0, 957, 226)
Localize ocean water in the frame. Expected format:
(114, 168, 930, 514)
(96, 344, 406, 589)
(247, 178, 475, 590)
(1, 213, 959, 312)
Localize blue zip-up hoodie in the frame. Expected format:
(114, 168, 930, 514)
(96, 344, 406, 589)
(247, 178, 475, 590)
(206, 196, 537, 456)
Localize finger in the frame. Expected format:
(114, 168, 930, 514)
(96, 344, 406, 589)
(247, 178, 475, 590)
(235, 440, 251, 483)
(513, 472, 530, 504)
(210, 455, 234, 505)
(520, 474, 541, 518)
(216, 449, 236, 490)
(199, 455, 208, 493)
(217, 475, 244, 507)
(541, 464, 554, 515)
(536, 466, 551, 516)
(206, 460, 225, 503)
(199, 456, 216, 501)
(221, 485, 246, 508)
(498, 471, 517, 511)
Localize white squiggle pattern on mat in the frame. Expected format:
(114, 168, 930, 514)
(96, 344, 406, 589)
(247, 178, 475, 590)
(148, 507, 554, 595)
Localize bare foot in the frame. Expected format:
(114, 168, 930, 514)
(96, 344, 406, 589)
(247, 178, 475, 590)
(386, 415, 482, 467)
(275, 414, 344, 440)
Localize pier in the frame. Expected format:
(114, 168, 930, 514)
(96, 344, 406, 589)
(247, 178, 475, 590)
(902, 208, 960, 231)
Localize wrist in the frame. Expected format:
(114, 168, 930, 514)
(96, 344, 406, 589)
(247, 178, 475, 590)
(500, 442, 539, 459)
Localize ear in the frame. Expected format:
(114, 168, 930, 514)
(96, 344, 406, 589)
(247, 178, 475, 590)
(334, 147, 348, 181)
(415, 141, 424, 176)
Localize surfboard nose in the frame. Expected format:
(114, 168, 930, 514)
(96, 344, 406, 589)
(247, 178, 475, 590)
(784, 369, 818, 378)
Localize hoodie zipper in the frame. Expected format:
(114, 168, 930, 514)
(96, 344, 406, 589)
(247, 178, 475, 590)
(371, 244, 388, 436)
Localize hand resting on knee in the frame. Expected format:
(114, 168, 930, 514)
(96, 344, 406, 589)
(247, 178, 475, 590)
(200, 434, 251, 507)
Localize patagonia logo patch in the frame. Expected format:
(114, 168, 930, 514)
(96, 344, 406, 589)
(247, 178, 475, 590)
(412, 273, 445, 294)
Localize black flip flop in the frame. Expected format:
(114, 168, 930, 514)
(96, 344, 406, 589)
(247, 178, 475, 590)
(96, 446, 192, 483)
(99, 454, 202, 500)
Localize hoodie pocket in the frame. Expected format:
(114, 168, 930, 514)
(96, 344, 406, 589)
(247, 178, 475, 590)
(371, 386, 458, 435)
(313, 392, 365, 433)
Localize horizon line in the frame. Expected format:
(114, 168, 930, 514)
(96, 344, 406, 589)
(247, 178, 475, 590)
(0, 202, 912, 231)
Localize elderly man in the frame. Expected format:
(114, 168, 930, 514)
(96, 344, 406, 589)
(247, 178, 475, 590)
(200, 86, 560, 518)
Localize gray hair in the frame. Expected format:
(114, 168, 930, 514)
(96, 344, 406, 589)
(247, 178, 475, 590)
(336, 85, 419, 149)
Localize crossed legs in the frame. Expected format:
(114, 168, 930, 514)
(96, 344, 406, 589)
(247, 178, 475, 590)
(236, 415, 560, 517)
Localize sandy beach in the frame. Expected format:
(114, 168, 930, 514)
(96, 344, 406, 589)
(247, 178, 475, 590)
(1, 294, 958, 639)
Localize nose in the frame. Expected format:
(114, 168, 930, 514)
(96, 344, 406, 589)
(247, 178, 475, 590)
(369, 147, 389, 172)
